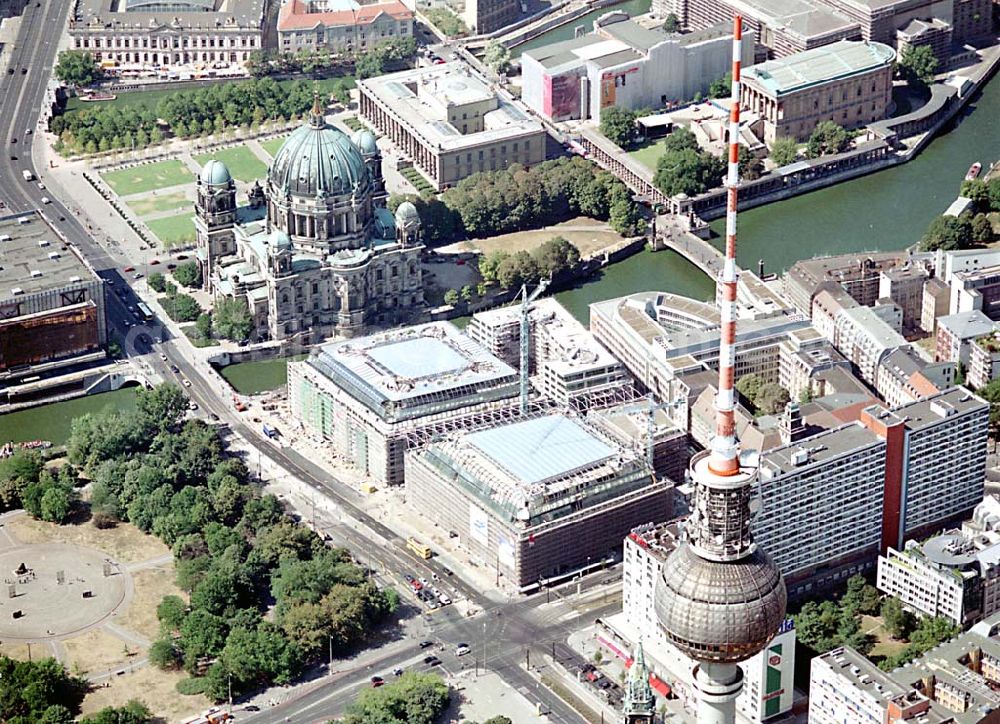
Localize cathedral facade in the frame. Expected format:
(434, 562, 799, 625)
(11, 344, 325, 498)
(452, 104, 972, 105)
(195, 97, 424, 344)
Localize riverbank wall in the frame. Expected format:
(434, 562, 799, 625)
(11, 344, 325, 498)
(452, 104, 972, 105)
(496, 0, 624, 50)
(683, 43, 1000, 221)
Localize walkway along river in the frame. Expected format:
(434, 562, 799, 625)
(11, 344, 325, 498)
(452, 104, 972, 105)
(554, 66, 1000, 323)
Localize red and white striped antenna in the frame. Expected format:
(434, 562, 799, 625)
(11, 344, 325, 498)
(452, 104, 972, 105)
(709, 14, 743, 478)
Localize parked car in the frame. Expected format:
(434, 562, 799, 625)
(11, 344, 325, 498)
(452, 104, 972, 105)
(370, 676, 384, 687)
(182, 378, 192, 388)
(441, 566, 454, 576)
(419, 641, 435, 649)
(403, 574, 415, 583)
(437, 594, 451, 605)
(124, 266, 135, 273)
(150, 259, 160, 265)
(455, 644, 471, 657)
(424, 656, 441, 666)
(170, 364, 180, 373)
(392, 667, 404, 677)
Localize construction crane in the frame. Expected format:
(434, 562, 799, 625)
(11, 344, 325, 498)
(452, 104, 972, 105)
(519, 279, 548, 414)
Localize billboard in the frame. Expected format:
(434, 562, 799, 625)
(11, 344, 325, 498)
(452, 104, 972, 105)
(497, 535, 515, 570)
(547, 71, 583, 121)
(0, 303, 99, 371)
(469, 504, 489, 546)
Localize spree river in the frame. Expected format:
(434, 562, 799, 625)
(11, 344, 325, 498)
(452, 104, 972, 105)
(554, 70, 1000, 323)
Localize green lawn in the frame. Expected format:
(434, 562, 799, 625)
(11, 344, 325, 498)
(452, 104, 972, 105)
(147, 213, 197, 248)
(341, 115, 363, 132)
(628, 139, 670, 172)
(183, 325, 220, 347)
(261, 135, 289, 159)
(101, 159, 192, 195)
(401, 166, 434, 194)
(125, 190, 191, 218)
(194, 145, 267, 183)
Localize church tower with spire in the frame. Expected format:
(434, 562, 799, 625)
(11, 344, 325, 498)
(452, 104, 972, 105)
(623, 641, 656, 724)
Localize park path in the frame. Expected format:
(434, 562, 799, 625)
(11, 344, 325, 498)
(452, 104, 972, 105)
(124, 552, 173, 572)
(246, 138, 273, 163)
(179, 153, 201, 176)
(104, 621, 151, 650)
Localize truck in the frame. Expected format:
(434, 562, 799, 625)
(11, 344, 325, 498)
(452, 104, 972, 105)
(21, 169, 33, 181)
(262, 423, 278, 439)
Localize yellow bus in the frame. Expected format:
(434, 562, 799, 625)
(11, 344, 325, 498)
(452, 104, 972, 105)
(406, 537, 432, 559)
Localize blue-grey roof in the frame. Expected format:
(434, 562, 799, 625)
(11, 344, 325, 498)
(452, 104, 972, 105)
(269, 117, 368, 198)
(367, 336, 467, 379)
(938, 310, 997, 340)
(351, 129, 379, 156)
(200, 159, 232, 186)
(465, 415, 615, 486)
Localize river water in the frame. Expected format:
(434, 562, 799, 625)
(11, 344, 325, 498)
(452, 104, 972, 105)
(512, 0, 652, 58)
(553, 70, 1000, 322)
(0, 387, 139, 446)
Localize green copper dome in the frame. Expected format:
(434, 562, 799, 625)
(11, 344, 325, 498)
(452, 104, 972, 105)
(269, 111, 368, 198)
(200, 159, 232, 186)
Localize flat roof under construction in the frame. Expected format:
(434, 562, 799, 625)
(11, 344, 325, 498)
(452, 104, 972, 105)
(466, 414, 615, 486)
(310, 321, 516, 404)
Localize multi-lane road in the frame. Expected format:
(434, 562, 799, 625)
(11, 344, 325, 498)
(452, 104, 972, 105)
(0, 14, 609, 721)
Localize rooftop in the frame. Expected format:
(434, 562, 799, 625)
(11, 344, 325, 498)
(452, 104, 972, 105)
(278, 0, 411, 30)
(840, 305, 907, 349)
(74, 0, 264, 29)
(743, 40, 895, 96)
(938, 310, 997, 340)
(305, 322, 518, 417)
(466, 414, 615, 486)
(728, 0, 858, 40)
(760, 420, 881, 479)
(358, 64, 543, 151)
(0, 212, 100, 300)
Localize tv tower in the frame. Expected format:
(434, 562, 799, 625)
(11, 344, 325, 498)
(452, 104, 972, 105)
(652, 15, 786, 724)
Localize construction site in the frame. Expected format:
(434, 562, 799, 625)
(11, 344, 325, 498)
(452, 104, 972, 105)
(405, 412, 669, 592)
(0, 211, 107, 382)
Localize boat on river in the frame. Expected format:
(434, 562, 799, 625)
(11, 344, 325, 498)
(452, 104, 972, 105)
(966, 161, 982, 180)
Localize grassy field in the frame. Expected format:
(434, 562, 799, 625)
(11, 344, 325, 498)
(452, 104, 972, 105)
(101, 159, 192, 195)
(7, 516, 169, 564)
(80, 665, 212, 722)
(118, 567, 186, 640)
(628, 138, 669, 171)
(261, 135, 289, 158)
(63, 628, 144, 677)
(147, 213, 197, 248)
(183, 325, 220, 348)
(124, 190, 190, 218)
(463, 216, 626, 258)
(862, 614, 909, 659)
(194, 145, 267, 183)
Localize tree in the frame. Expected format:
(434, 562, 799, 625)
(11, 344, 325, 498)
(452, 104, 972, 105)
(881, 596, 917, 640)
(483, 41, 511, 74)
(972, 213, 994, 243)
(355, 51, 385, 80)
(756, 383, 790, 415)
(988, 177, 1000, 212)
(654, 143, 725, 197)
(769, 136, 799, 167)
(80, 700, 152, 724)
(979, 378, 1000, 434)
(708, 72, 732, 99)
(40, 486, 73, 523)
(532, 236, 580, 278)
(162, 293, 202, 323)
(55, 50, 100, 86)
(173, 262, 202, 288)
(136, 384, 188, 433)
(662, 12, 680, 32)
(195, 313, 213, 341)
(898, 44, 938, 87)
(213, 297, 253, 342)
(149, 636, 183, 670)
(600, 107, 638, 149)
(157, 595, 188, 631)
(919, 214, 974, 251)
(460, 285, 474, 301)
(961, 178, 989, 208)
(806, 121, 851, 158)
(735, 373, 764, 407)
(0, 656, 86, 721)
(342, 671, 449, 724)
(148, 272, 167, 293)
(737, 145, 764, 181)
(443, 289, 459, 305)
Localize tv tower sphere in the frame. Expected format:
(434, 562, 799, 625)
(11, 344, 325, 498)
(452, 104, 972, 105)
(652, 14, 786, 724)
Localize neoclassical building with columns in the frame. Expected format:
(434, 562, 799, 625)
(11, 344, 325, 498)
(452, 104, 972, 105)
(195, 98, 424, 344)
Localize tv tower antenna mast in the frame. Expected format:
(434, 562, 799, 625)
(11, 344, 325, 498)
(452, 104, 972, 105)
(653, 16, 787, 724)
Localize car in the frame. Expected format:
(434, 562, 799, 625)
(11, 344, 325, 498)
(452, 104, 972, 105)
(188, 402, 199, 411)
(437, 594, 451, 605)
(423, 656, 441, 666)
(448, 530, 459, 538)
(170, 364, 180, 373)
(244, 705, 260, 712)
(9, 155, 15, 160)
(585, 670, 600, 682)
(150, 259, 160, 265)
(448, 53, 458, 60)
(419, 640, 435, 649)
(167, 263, 177, 270)
(124, 266, 135, 273)
(431, 573, 440, 581)
(392, 667, 404, 677)
(20, 68, 26, 74)
(410, 580, 422, 592)
(403, 574, 415, 583)
(159, 353, 168, 361)
(40, 196, 50, 204)
(176, 254, 189, 260)
(427, 599, 439, 609)
(433, 58, 445, 64)
(133, 272, 143, 280)
(182, 379, 192, 388)
(209, 413, 220, 421)
(24, 129, 31, 135)
(370, 676, 385, 688)
(431, 586, 441, 596)
(455, 644, 471, 656)
(418, 577, 429, 586)
(441, 567, 454, 576)
(36, 182, 43, 190)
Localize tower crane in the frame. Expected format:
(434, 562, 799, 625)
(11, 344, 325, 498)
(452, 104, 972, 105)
(519, 279, 548, 414)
